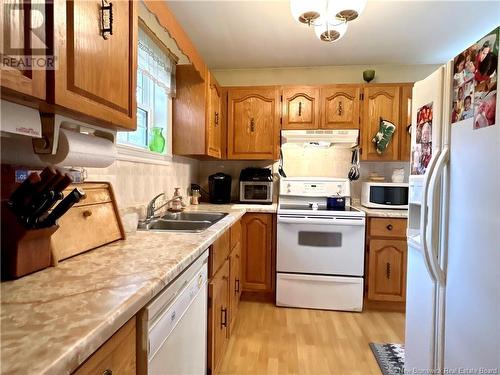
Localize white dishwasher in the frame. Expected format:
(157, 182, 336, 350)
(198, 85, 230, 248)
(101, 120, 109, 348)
(137, 250, 208, 375)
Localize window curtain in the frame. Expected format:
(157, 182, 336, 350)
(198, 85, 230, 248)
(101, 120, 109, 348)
(138, 28, 177, 98)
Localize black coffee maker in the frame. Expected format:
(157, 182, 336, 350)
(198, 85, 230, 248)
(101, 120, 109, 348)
(208, 173, 232, 204)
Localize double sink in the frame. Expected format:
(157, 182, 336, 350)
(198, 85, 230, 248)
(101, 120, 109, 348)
(138, 211, 228, 233)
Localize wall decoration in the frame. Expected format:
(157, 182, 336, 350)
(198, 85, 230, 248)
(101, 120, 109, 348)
(451, 26, 498, 128)
(411, 103, 433, 176)
(473, 27, 498, 130)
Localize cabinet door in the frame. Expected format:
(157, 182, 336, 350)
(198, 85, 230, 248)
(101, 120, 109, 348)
(361, 86, 400, 160)
(229, 242, 242, 335)
(53, 0, 137, 130)
(207, 73, 222, 158)
(399, 84, 413, 161)
(74, 317, 136, 375)
(0, 0, 46, 100)
(368, 239, 407, 302)
(282, 86, 319, 130)
(241, 213, 273, 292)
(208, 260, 229, 375)
(320, 85, 361, 129)
(227, 87, 279, 160)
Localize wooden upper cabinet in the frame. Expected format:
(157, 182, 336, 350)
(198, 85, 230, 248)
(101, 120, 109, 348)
(53, 0, 137, 130)
(282, 86, 319, 130)
(227, 87, 280, 160)
(399, 84, 413, 161)
(207, 73, 222, 158)
(361, 85, 400, 161)
(320, 85, 361, 129)
(0, 0, 47, 101)
(368, 239, 407, 302)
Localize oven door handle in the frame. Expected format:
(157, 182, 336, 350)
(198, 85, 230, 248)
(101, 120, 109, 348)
(277, 216, 365, 226)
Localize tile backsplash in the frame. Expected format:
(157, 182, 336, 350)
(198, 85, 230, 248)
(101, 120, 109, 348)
(86, 156, 199, 213)
(198, 160, 276, 201)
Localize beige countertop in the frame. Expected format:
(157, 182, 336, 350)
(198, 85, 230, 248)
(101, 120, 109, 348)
(0, 203, 275, 375)
(352, 204, 408, 218)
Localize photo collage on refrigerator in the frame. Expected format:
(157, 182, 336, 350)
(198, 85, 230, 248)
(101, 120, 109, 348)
(411, 103, 433, 176)
(451, 26, 498, 130)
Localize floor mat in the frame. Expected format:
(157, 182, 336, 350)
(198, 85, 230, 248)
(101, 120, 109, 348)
(369, 342, 405, 375)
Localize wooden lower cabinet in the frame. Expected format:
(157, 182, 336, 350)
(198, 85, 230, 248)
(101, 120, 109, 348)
(208, 259, 230, 375)
(241, 213, 274, 293)
(229, 241, 242, 334)
(73, 317, 136, 375)
(208, 221, 242, 375)
(368, 239, 407, 302)
(366, 218, 408, 309)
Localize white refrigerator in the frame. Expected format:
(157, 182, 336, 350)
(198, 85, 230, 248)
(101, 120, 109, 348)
(405, 27, 500, 373)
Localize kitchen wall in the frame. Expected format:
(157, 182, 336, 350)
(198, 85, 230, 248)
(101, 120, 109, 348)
(213, 64, 440, 86)
(198, 160, 276, 202)
(86, 157, 199, 214)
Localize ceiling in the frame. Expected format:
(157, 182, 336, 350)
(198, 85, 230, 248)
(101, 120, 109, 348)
(166, 1, 500, 69)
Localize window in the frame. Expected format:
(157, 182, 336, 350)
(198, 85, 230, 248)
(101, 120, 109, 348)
(117, 26, 176, 156)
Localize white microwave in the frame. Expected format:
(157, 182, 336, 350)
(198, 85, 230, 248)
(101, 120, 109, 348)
(361, 182, 409, 209)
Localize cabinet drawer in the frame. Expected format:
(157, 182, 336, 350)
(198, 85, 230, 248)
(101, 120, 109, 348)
(370, 218, 407, 238)
(210, 230, 230, 277)
(52, 202, 122, 261)
(230, 220, 242, 250)
(73, 317, 136, 375)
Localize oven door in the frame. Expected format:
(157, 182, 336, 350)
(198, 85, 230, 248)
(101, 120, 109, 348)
(277, 215, 366, 276)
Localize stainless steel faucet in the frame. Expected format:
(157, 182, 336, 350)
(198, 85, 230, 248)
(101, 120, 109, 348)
(145, 192, 184, 222)
(145, 193, 166, 222)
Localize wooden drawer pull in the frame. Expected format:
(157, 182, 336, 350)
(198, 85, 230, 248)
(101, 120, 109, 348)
(235, 279, 240, 294)
(82, 210, 92, 218)
(386, 224, 393, 231)
(221, 308, 227, 328)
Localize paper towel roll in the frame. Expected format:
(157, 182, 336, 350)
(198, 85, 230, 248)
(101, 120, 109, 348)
(1, 135, 45, 167)
(38, 128, 117, 167)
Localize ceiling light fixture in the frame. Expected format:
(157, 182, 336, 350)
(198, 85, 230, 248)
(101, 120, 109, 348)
(290, 0, 367, 42)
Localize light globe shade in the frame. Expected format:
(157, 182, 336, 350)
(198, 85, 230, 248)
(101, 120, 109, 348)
(314, 19, 348, 42)
(290, 0, 327, 26)
(327, 0, 367, 22)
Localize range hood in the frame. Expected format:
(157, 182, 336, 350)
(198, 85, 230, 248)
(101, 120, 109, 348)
(281, 129, 359, 148)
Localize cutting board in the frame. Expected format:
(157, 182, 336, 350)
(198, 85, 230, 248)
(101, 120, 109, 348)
(51, 182, 125, 263)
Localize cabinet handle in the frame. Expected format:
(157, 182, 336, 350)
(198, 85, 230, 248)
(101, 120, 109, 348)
(386, 224, 393, 231)
(82, 210, 92, 218)
(338, 101, 343, 116)
(221, 307, 227, 328)
(99, 0, 113, 40)
(235, 279, 240, 294)
(102, 370, 113, 375)
(386, 262, 391, 279)
(298, 101, 302, 116)
(249, 118, 255, 132)
(215, 112, 219, 126)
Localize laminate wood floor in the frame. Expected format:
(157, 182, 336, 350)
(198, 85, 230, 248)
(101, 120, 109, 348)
(220, 301, 405, 375)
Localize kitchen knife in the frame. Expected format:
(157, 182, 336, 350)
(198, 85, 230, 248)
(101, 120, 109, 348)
(41, 188, 86, 227)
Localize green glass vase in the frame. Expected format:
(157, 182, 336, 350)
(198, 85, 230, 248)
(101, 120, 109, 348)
(149, 127, 165, 153)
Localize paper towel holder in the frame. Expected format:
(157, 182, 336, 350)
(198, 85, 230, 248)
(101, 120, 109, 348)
(32, 113, 116, 155)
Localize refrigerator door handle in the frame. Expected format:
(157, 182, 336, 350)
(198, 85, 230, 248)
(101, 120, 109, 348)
(426, 147, 449, 286)
(420, 149, 442, 282)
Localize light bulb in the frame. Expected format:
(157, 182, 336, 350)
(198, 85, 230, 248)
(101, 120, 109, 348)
(290, 0, 327, 26)
(328, 0, 367, 22)
(314, 19, 348, 42)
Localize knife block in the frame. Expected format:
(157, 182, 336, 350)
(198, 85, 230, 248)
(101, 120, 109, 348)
(1, 202, 58, 279)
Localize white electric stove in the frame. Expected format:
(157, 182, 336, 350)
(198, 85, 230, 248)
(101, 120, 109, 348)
(276, 177, 366, 312)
